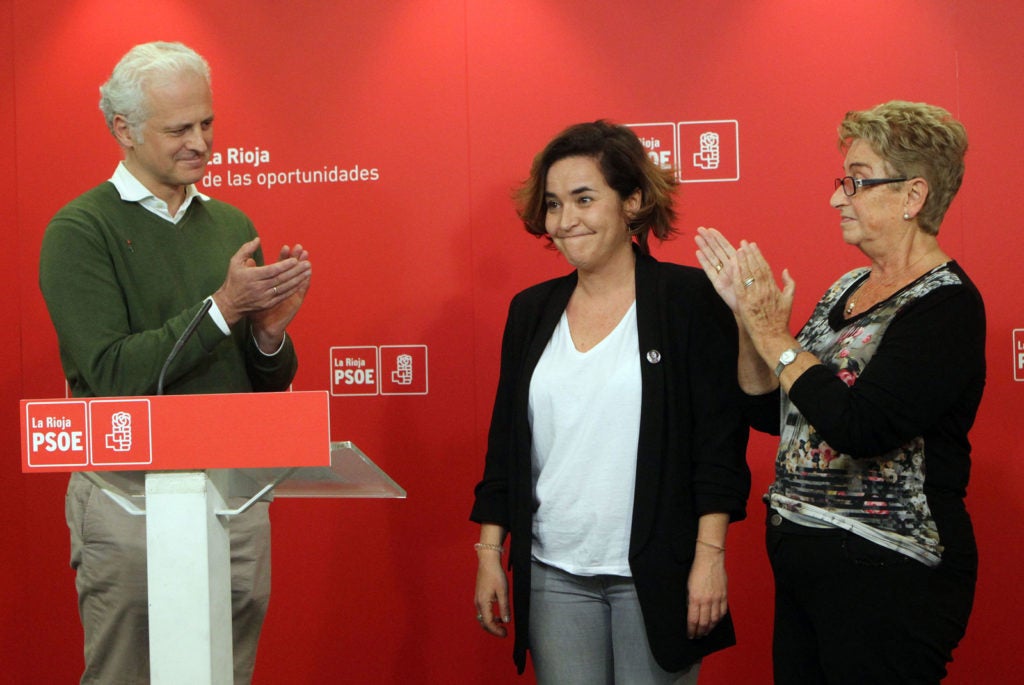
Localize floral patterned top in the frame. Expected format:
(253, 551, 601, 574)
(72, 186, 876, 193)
(764, 261, 985, 567)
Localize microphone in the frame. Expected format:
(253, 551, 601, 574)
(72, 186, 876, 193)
(157, 298, 214, 395)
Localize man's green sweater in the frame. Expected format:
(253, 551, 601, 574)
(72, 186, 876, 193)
(39, 181, 297, 399)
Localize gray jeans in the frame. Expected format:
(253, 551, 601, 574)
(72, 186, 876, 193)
(529, 560, 700, 685)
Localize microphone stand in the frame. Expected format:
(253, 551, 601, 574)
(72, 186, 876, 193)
(157, 298, 214, 395)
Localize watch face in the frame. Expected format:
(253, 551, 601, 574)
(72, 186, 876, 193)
(781, 349, 797, 364)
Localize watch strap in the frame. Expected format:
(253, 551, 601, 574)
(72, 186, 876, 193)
(774, 347, 803, 378)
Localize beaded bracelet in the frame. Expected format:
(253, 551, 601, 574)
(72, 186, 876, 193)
(474, 542, 504, 554)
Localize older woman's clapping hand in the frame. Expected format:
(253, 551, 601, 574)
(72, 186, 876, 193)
(695, 226, 741, 313)
(696, 227, 804, 393)
(732, 240, 796, 353)
(695, 226, 796, 345)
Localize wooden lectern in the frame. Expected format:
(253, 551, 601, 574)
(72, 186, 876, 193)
(21, 391, 404, 685)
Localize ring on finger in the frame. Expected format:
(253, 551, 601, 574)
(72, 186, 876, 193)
(742, 277, 755, 288)
(273, 285, 279, 295)
(714, 262, 723, 272)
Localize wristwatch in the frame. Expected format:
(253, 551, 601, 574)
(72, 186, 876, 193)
(774, 347, 803, 377)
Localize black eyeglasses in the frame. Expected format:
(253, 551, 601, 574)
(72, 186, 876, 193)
(834, 176, 908, 197)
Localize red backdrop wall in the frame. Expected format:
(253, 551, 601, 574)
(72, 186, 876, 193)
(5, 1, 1022, 682)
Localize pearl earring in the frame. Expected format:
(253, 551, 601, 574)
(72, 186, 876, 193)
(903, 212, 911, 221)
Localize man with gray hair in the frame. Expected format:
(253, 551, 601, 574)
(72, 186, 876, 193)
(39, 41, 312, 684)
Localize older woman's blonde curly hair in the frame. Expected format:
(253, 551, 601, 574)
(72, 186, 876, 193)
(839, 101, 967, 236)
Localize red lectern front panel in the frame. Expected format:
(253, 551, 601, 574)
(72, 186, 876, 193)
(21, 391, 331, 472)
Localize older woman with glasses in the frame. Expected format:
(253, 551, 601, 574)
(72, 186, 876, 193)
(695, 101, 984, 684)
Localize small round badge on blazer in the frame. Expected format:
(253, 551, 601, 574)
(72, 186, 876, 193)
(646, 349, 662, 364)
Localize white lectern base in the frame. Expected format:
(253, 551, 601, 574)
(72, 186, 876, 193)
(87, 442, 402, 685)
(146, 471, 234, 685)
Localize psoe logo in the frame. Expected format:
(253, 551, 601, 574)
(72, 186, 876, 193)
(628, 122, 678, 173)
(90, 399, 152, 466)
(331, 346, 380, 396)
(677, 120, 739, 183)
(626, 120, 740, 184)
(1014, 329, 1024, 382)
(25, 400, 89, 468)
(24, 398, 152, 468)
(380, 345, 428, 396)
(330, 345, 429, 396)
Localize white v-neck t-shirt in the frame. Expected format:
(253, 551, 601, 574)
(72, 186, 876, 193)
(528, 301, 642, 576)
